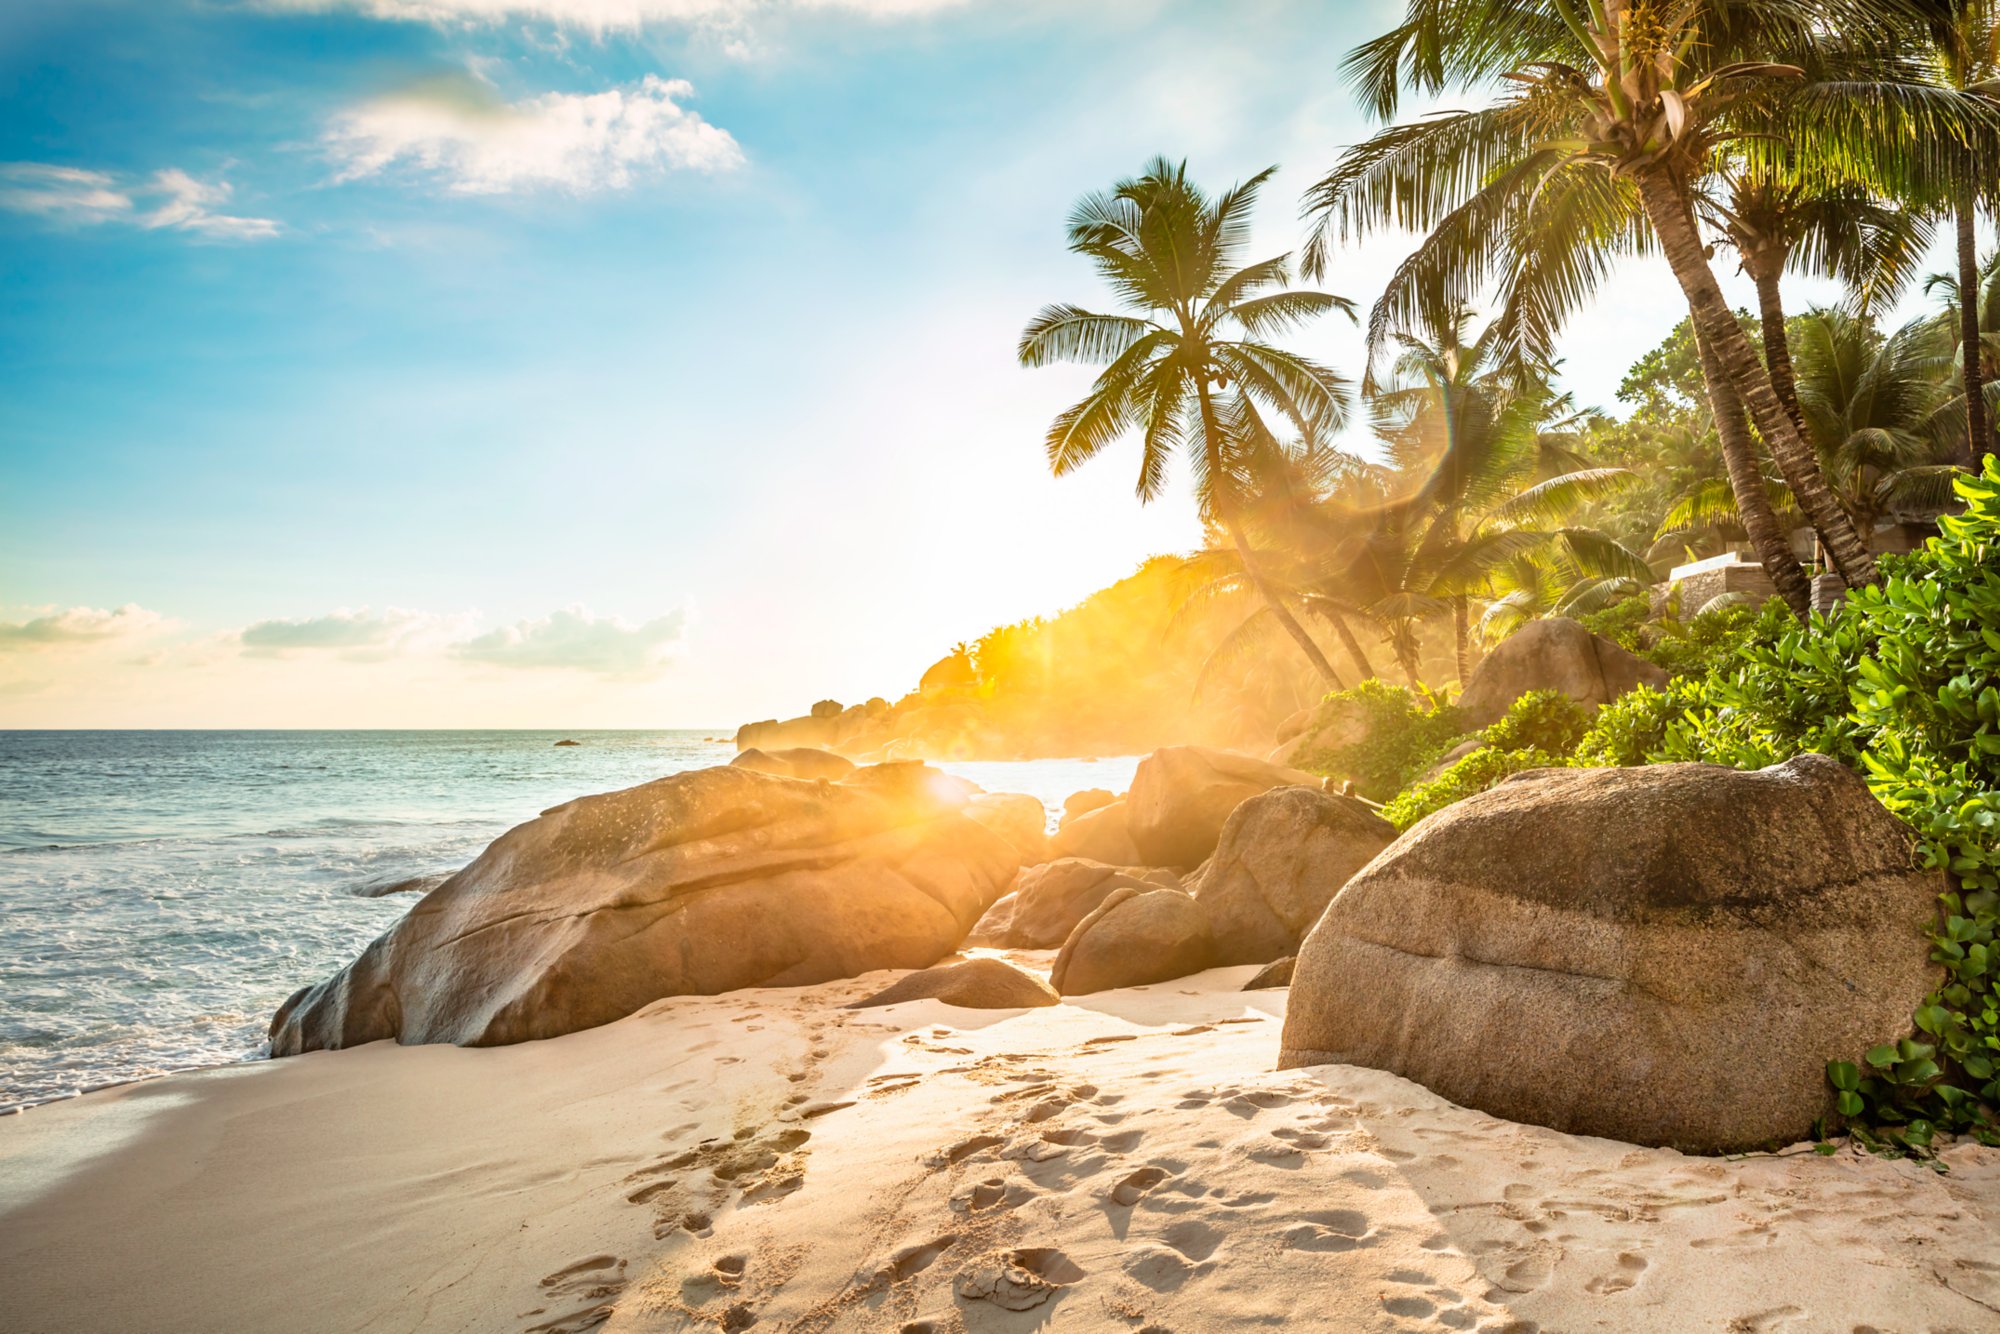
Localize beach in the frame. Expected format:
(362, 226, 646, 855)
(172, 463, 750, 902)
(5, 955, 1997, 1333)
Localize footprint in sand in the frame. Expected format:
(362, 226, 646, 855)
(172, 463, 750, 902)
(1111, 1165, 1173, 1206)
(1727, 1306, 1807, 1332)
(957, 1247, 1085, 1312)
(524, 1255, 628, 1334)
(1281, 1209, 1376, 1253)
(1584, 1252, 1648, 1295)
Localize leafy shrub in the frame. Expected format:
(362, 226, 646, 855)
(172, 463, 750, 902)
(1591, 461, 2000, 1147)
(1578, 593, 1792, 679)
(1482, 689, 1592, 756)
(1382, 744, 1566, 831)
(1572, 682, 1687, 767)
(1293, 678, 1464, 802)
(1379, 691, 1590, 831)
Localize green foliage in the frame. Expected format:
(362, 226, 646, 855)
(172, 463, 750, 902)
(1588, 462, 2000, 1145)
(1379, 689, 1588, 830)
(1572, 683, 1686, 768)
(1382, 744, 1565, 831)
(1577, 593, 1792, 679)
(1482, 689, 1592, 756)
(1294, 678, 1463, 802)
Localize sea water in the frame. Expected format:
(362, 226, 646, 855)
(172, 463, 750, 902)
(0, 730, 1142, 1113)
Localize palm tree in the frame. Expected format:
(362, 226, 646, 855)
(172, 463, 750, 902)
(1019, 158, 1357, 683)
(1925, 251, 2000, 458)
(1305, 0, 1996, 596)
(1704, 163, 1934, 437)
(1366, 297, 1643, 680)
(1790, 306, 1966, 529)
(1913, 0, 2000, 467)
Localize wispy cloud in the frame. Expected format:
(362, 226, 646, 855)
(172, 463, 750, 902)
(238, 607, 475, 659)
(327, 72, 742, 194)
(257, 0, 969, 34)
(0, 604, 168, 650)
(452, 606, 686, 677)
(0, 163, 280, 240)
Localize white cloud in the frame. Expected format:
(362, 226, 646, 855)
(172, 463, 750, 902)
(0, 604, 168, 650)
(238, 606, 474, 658)
(327, 72, 743, 194)
(256, 0, 967, 33)
(0, 163, 280, 240)
(0, 165, 133, 224)
(452, 606, 686, 677)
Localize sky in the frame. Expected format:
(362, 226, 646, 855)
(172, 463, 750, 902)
(0, 0, 1969, 728)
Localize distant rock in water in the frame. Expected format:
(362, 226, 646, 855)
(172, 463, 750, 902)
(269, 763, 1018, 1054)
(1279, 754, 1944, 1153)
(553, 739, 582, 747)
(349, 873, 449, 899)
(846, 958, 1059, 1010)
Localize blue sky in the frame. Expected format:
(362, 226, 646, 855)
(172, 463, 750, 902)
(0, 0, 1963, 727)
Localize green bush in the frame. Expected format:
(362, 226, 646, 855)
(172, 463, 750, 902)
(1572, 682, 1686, 767)
(1293, 678, 1464, 802)
(1578, 592, 1792, 679)
(1382, 744, 1565, 831)
(1482, 689, 1592, 756)
(1587, 461, 2000, 1147)
(1378, 691, 1591, 831)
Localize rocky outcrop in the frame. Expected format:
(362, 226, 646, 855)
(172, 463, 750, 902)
(1048, 800, 1141, 865)
(1278, 755, 1944, 1153)
(730, 747, 858, 781)
(1060, 789, 1117, 824)
(1454, 616, 1667, 729)
(1190, 785, 1397, 965)
(847, 958, 1059, 1010)
(977, 858, 1183, 949)
(269, 764, 1018, 1054)
(964, 792, 1050, 866)
(1125, 746, 1320, 868)
(1243, 956, 1295, 990)
(1050, 886, 1216, 996)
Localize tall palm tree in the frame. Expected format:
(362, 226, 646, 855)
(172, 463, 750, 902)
(1019, 158, 1357, 683)
(1704, 163, 1934, 438)
(1305, 0, 1995, 596)
(1925, 251, 2000, 458)
(1913, 0, 2000, 466)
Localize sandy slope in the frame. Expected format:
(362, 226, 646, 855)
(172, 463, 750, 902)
(2, 957, 1998, 1334)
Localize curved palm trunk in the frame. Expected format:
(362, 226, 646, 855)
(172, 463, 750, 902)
(1959, 181, 1991, 470)
(1452, 595, 1471, 684)
(1692, 325, 1814, 619)
(1746, 259, 1808, 440)
(1316, 604, 1378, 681)
(1636, 171, 1879, 589)
(1227, 522, 1344, 687)
(1191, 379, 1342, 687)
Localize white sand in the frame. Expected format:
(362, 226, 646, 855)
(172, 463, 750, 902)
(3, 957, 1997, 1333)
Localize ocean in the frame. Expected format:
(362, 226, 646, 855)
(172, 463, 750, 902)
(0, 729, 1143, 1114)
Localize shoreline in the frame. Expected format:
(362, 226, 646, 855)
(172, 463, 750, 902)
(5, 955, 1997, 1332)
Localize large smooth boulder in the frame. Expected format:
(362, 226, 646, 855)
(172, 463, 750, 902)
(730, 747, 857, 781)
(1455, 616, 1667, 729)
(1278, 755, 1944, 1153)
(1125, 746, 1320, 867)
(269, 765, 1018, 1054)
(982, 858, 1183, 949)
(847, 958, 1059, 1010)
(1190, 785, 1397, 965)
(1050, 886, 1216, 996)
(1048, 799, 1140, 865)
(965, 792, 1050, 866)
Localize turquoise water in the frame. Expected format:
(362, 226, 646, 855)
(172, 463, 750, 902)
(0, 730, 1142, 1112)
